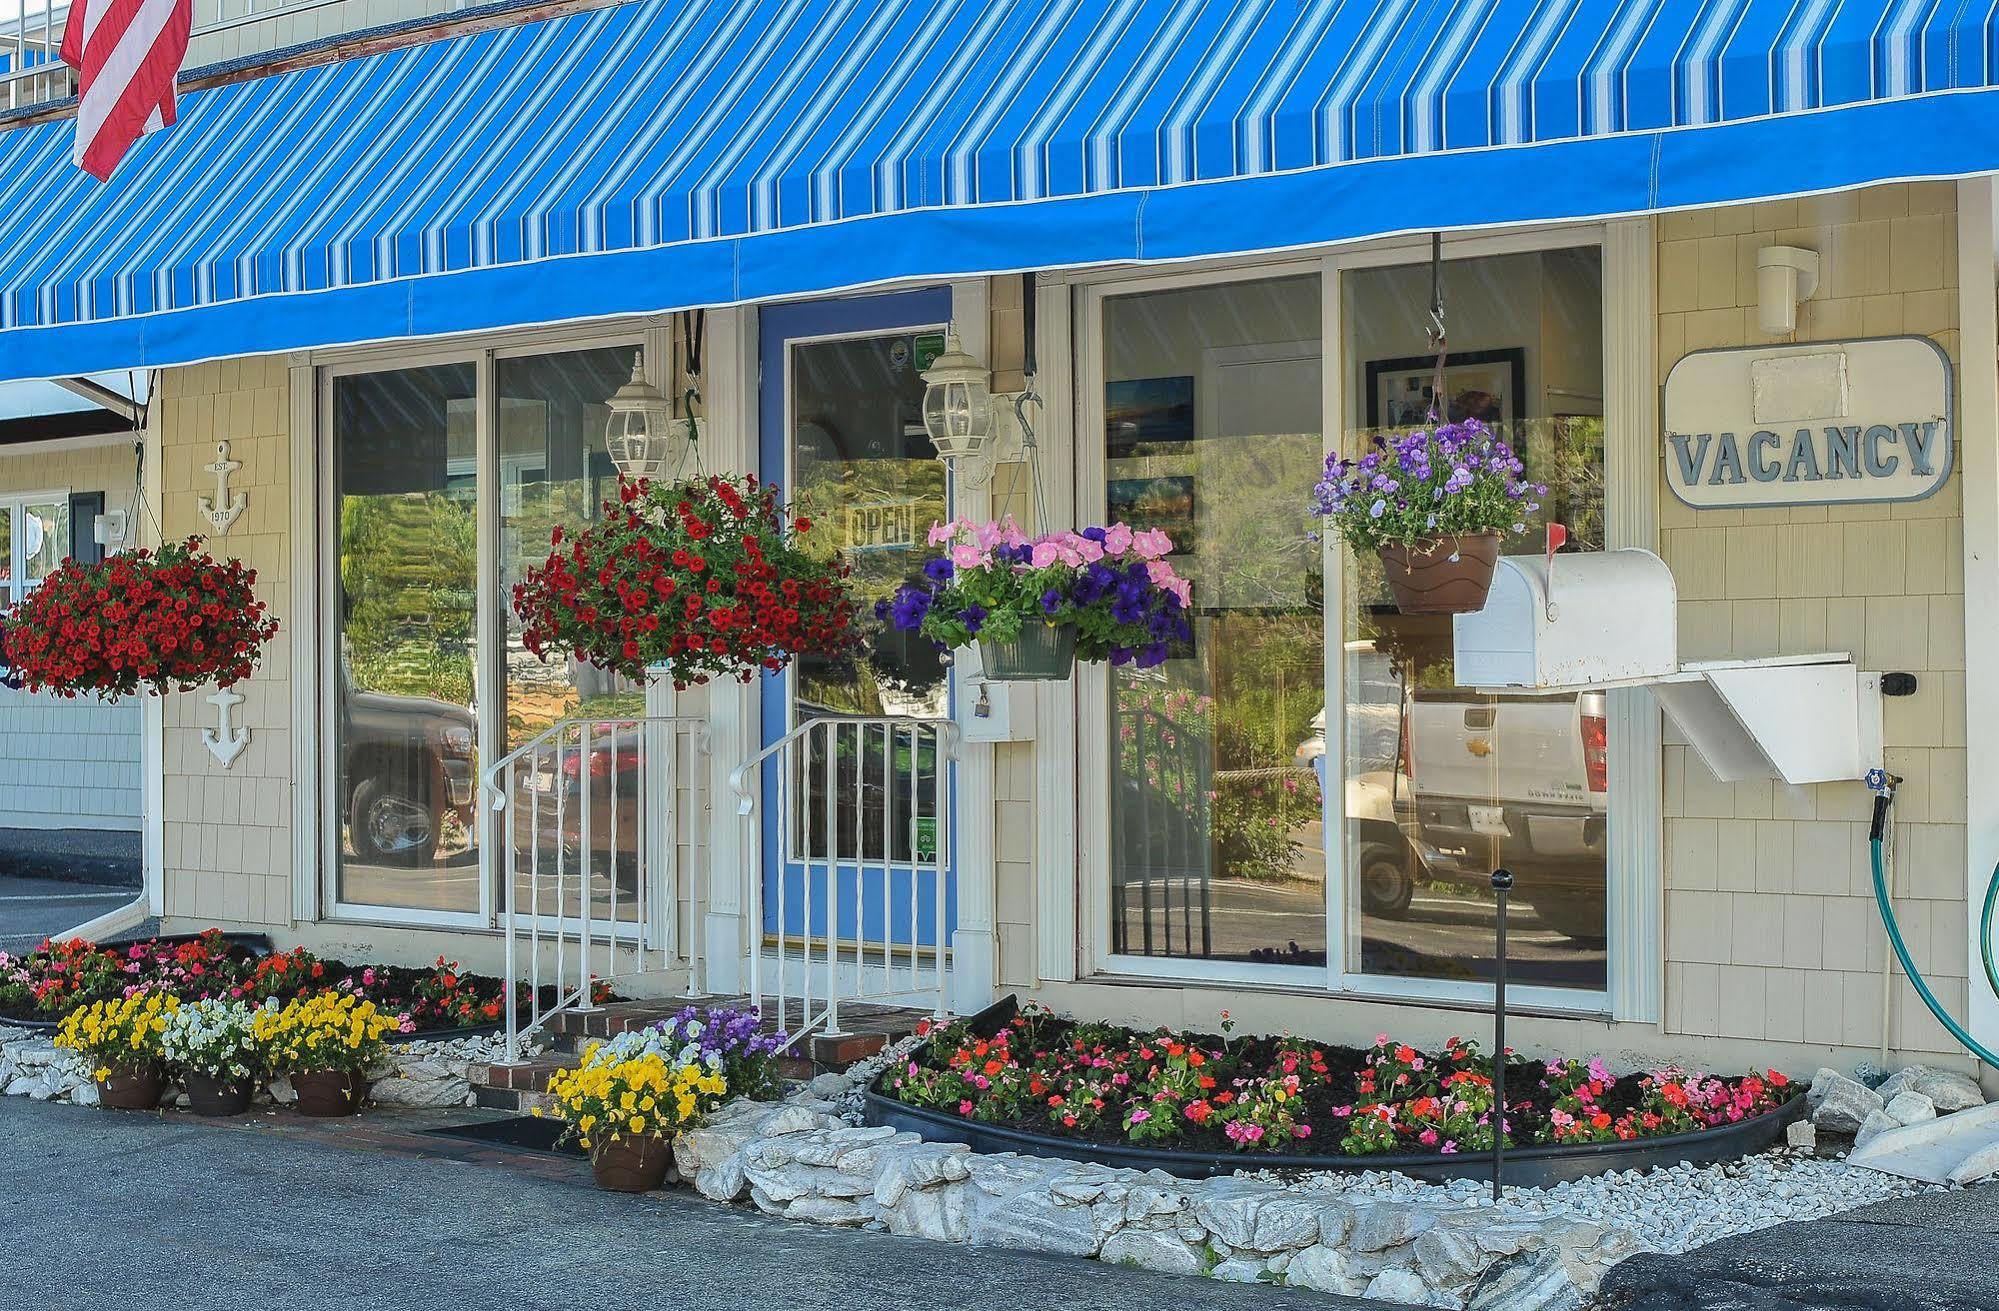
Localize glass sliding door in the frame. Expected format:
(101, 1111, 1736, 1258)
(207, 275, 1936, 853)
(495, 345, 647, 929)
(330, 362, 481, 914)
(1337, 246, 1609, 994)
(1099, 273, 1327, 970)
(327, 342, 654, 927)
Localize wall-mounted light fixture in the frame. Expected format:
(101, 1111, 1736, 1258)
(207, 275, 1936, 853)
(603, 351, 684, 481)
(1756, 245, 1821, 335)
(918, 329, 1035, 487)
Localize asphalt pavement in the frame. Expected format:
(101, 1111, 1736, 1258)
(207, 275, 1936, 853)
(0, 874, 136, 955)
(1595, 1184, 1999, 1310)
(0, 1098, 1353, 1311)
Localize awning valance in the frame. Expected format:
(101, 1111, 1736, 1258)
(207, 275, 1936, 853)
(4, 0, 1999, 382)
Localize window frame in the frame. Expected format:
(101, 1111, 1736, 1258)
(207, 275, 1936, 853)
(1070, 224, 1660, 1020)
(314, 326, 658, 931)
(0, 490, 73, 607)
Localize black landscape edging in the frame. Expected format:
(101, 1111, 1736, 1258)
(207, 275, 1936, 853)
(862, 1088, 1808, 1186)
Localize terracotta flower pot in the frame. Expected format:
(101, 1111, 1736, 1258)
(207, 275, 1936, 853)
(1377, 532, 1501, 615)
(291, 1069, 367, 1117)
(184, 1071, 255, 1117)
(590, 1134, 672, 1193)
(95, 1061, 164, 1110)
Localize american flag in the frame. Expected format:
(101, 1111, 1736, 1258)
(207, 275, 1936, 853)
(61, 0, 193, 181)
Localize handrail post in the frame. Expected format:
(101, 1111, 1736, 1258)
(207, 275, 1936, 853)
(577, 720, 598, 1013)
(823, 719, 845, 1039)
(498, 759, 520, 1065)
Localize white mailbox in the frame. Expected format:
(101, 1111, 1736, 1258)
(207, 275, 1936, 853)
(1453, 550, 1678, 690)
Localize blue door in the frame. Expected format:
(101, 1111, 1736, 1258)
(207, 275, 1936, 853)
(758, 290, 957, 947)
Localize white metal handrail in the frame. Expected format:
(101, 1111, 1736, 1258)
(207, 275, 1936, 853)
(729, 715, 957, 1049)
(484, 713, 709, 1065)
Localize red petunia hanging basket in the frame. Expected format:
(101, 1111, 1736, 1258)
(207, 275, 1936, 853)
(0, 538, 279, 699)
(511, 473, 857, 689)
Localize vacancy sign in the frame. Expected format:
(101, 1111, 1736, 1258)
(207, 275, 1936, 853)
(1663, 336, 1952, 509)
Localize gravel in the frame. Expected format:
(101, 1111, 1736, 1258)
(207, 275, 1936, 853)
(1259, 1148, 1937, 1256)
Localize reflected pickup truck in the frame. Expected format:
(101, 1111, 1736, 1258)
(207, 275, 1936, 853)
(1400, 690, 1609, 943)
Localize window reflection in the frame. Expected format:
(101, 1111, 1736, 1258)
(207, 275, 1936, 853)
(1102, 275, 1327, 968)
(332, 364, 480, 913)
(496, 348, 649, 927)
(1340, 247, 1609, 992)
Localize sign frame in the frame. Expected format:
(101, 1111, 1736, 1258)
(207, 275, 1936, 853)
(1661, 335, 1954, 512)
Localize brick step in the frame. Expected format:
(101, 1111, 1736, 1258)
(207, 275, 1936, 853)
(482, 996, 933, 1112)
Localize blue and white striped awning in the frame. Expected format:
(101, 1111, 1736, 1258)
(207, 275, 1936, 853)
(4, 0, 1999, 381)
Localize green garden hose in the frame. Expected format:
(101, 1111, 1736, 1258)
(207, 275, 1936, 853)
(1868, 783, 1999, 1068)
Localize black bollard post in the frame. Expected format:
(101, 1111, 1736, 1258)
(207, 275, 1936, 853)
(1490, 866, 1514, 1205)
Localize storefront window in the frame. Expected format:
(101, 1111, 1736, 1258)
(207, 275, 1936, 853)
(1101, 274, 1326, 968)
(331, 363, 480, 913)
(1339, 246, 1608, 993)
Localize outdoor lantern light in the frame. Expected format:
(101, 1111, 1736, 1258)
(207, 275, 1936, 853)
(603, 351, 678, 481)
(919, 331, 996, 462)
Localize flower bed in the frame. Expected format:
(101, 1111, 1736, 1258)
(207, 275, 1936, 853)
(0, 931, 597, 1035)
(870, 1002, 1802, 1183)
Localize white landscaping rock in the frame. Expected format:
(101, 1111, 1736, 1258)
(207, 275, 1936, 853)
(1810, 1069, 1884, 1135)
(1467, 1249, 1585, 1311)
(1286, 1243, 1362, 1297)
(966, 1186, 1103, 1257)
(1847, 1100, 1999, 1184)
(1098, 1226, 1205, 1277)
(1947, 1138, 1999, 1186)
(1884, 1091, 1936, 1126)
(1786, 1120, 1817, 1151)
(1365, 1268, 1431, 1305)
(1913, 1068, 1987, 1114)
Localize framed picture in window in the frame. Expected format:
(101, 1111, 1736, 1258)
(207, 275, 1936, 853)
(1108, 474, 1197, 557)
(1106, 375, 1195, 459)
(1364, 348, 1526, 434)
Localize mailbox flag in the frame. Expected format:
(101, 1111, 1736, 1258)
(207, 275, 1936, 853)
(1545, 522, 1568, 563)
(61, 0, 193, 181)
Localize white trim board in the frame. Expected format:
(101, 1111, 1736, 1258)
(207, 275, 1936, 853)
(1956, 176, 1999, 1060)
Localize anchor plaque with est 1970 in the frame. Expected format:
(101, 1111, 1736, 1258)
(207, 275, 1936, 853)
(198, 440, 247, 535)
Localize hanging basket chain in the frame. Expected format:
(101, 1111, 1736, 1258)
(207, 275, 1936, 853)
(1426, 231, 1449, 425)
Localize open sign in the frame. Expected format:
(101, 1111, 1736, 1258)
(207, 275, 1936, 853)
(845, 500, 921, 553)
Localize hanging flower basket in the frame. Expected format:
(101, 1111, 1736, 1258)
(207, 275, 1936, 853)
(0, 538, 277, 698)
(882, 519, 1192, 681)
(512, 473, 857, 689)
(1377, 532, 1502, 615)
(978, 624, 1078, 681)
(1309, 419, 1545, 617)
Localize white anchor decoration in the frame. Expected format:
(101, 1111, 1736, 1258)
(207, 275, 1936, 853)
(202, 687, 250, 768)
(198, 441, 247, 536)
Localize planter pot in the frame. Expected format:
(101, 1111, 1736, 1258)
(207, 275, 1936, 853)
(95, 1061, 164, 1110)
(183, 1072, 255, 1117)
(291, 1069, 368, 1117)
(590, 1134, 673, 1192)
(978, 625, 1076, 681)
(1377, 531, 1501, 615)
